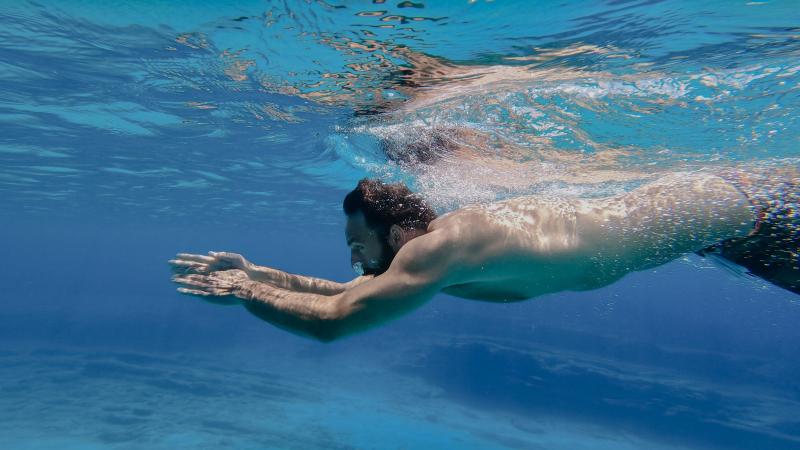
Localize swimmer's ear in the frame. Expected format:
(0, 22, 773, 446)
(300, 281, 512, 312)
(388, 225, 404, 252)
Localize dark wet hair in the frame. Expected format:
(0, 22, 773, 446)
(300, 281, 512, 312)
(343, 179, 437, 234)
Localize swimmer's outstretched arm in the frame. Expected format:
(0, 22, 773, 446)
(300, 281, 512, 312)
(169, 252, 369, 295)
(172, 230, 455, 342)
(246, 264, 373, 295)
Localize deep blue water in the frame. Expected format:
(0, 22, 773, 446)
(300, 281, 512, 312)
(2, 1, 800, 448)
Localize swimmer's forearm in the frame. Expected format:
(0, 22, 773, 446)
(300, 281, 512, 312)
(234, 281, 340, 342)
(247, 265, 346, 295)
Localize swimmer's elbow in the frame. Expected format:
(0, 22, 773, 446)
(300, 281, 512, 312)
(305, 294, 362, 343)
(313, 290, 421, 342)
(306, 313, 367, 343)
(299, 314, 346, 343)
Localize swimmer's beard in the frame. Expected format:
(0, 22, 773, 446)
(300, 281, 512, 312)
(353, 260, 390, 277)
(352, 245, 396, 277)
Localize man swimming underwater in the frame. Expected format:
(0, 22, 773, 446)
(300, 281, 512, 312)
(172, 47, 799, 341)
(170, 167, 799, 342)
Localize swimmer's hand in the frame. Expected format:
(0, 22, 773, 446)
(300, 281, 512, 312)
(171, 269, 250, 305)
(169, 251, 253, 276)
(169, 251, 347, 295)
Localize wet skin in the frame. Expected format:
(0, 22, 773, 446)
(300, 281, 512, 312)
(171, 172, 753, 342)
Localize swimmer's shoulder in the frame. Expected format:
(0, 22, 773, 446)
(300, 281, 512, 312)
(425, 206, 505, 259)
(428, 205, 490, 234)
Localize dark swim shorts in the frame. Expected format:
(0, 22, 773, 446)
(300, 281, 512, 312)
(697, 166, 800, 294)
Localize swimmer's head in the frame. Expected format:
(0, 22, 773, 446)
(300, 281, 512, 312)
(343, 178, 437, 276)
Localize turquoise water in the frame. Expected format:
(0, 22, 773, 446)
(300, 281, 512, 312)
(2, 1, 800, 448)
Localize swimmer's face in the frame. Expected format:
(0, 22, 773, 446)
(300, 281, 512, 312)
(345, 211, 395, 276)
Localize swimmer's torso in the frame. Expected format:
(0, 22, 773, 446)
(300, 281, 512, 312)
(429, 196, 600, 302)
(424, 173, 754, 302)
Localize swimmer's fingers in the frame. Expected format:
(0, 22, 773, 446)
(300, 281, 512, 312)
(173, 281, 230, 296)
(172, 274, 219, 289)
(177, 287, 240, 305)
(175, 253, 215, 263)
(175, 279, 226, 294)
(177, 287, 211, 296)
(173, 271, 246, 291)
(207, 251, 249, 271)
(168, 259, 209, 274)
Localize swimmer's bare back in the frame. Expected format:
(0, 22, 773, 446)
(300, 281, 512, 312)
(431, 172, 754, 301)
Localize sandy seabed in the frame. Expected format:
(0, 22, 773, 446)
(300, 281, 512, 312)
(2, 332, 798, 450)
(0, 351, 654, 449)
